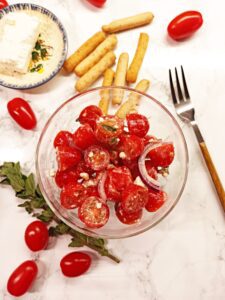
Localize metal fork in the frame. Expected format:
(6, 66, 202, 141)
(169, 66, 225, 211)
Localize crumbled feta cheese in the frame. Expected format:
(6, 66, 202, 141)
(96, 202, 102, 209)
(49, 169, 55, 177)
(134, 176, 146, 188)
(119, 152, 126, 159)
(80, 172, 89, 181)
(88, 151, 94, 158)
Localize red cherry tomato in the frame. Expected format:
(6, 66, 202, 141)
(95, 115, 124, 145)
(0, 0, 8, 9)
(24, 221, 49, 252)
(143, 135, 158, 146)
(148, 143, 175, 167)
(60, 183, 85, 209)
(57, 146, 82, 171)
(7, 98, 37, 130)
(123, 158, 140, 180)
(86, 0, 106, 8)
(104, 166, 132, 202)
(145, 161, 158, 180)
(73, 124, 97, 150)
(54, 131, 74, 148)
(78, 196, 109, 228)
(78, 105, 103, 128)
(145, 189, 167, 212)
(126, 113, 150, 137)
(167, 11, 203, 41)
(60, 252, 91, 277)
(118, 134, 144, 160)
(115, 202, 142, 225)
(122, 183, 148, 213)
(55, 168, 79, 188)
(7, 260, 38, 297)
(84, 145, 110, 171)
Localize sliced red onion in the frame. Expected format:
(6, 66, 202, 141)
(138, 142, 163, 190)
(98, 171, 108, 202)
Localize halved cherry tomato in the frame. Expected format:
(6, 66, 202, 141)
(126, 113, 149, 137)
(115, 202, 142, 225)
(7, 260, 38, 297)
(145, 189, 167, 212)
(73, 124, 97, 150)
(104, 166, 133, 202)
(118, 134, 144, 160)
(0, 0, 8, 9)
(147, 143, 174, 167)
(122, 183, 148, 213)
(78, 196, 109, 228)
(78, 105, 102, 128)
(54, 131, 74, 148)
(7, 98, 37, 130)
(57, 146, 82, 171)
(60, 252, 91, 277)
(145, 161, 158, 180)
(60, 183, 85, 209)
(84, 145, 110, 171)
(55, 168, 79, 188)
(95, 115, 124, 145)
(24, 221, 49, 252)
(167, 11, 203, 41)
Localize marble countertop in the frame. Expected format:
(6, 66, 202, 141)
(1, 0, 225, 299)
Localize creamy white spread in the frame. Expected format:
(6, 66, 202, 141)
(0, 12, 40, 75)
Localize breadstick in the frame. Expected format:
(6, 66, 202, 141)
(116, 79, 150, 118)
(112, 53, 129, 105)
(98, 69, 115, 115)
(75, 52, 116, 92)
(126, 33, 149, 83)
(63, 31, 106, 73)
(75, 35, 117, 77)
(102, 12, 154, 33)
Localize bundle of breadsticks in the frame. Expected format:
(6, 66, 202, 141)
(63, 12, 154, 118)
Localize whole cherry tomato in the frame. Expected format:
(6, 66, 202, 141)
(147, 143, 175, 167)
(7, 260, 38, 297)
(60, 252, 91, 277)
(167, 11, 203, 41)
(24, 221, 49, 252)
(57, 146, 82, 171)
(0, 0, 8, 9)
(126, 113, 150, 137)
(78, 105, 102, 128)
(86, 0, 106, 8)
(73, 124, 97, 150)
(54, 131, 75, 148)
(7, 98, 37, 130)
(115, 202, 143, 225)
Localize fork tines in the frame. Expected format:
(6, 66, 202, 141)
(169, 66, 190, 104)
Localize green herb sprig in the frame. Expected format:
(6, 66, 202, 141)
(0, 162, 120, 263)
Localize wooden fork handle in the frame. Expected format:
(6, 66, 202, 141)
(199, 141, 225, 211)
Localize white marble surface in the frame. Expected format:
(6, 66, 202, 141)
(1, 0, 225, 299)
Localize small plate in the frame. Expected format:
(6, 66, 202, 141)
(0, 3, 68, 89)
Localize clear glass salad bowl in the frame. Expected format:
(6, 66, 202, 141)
(36, 86, 188, 239)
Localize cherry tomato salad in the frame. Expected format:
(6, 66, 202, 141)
(53, 105, 175, 228)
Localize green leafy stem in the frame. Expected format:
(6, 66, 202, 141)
(0, 162, 120, 263)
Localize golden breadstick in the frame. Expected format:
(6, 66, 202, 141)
(126, 33, 149, 83)
(75, 35, 117, 77)
(112, 53, 129, 105)
(63, 31, 106, 73)
(75, 52, 116, 92)
(98, 69, 115, 115)
(102, 12, 154, 33)
(116, 79, 150, 118)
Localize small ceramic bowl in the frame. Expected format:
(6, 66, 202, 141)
(36, 87, 189, 239)
(0, 3, 68, 89)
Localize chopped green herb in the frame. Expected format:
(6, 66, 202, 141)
(35, 41, 41, 50)
(102, 124, 117, 132)
(41, 48, 48, 59)
(30, 64, 43, 73)
(32, 51, 39, 61)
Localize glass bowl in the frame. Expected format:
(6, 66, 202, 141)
(36, 86, 188, 239)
